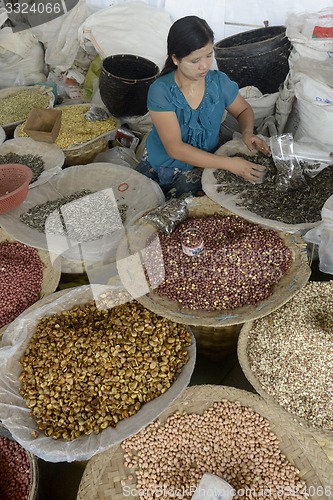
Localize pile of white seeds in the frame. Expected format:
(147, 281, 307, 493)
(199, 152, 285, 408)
(247, 281, 333, 430)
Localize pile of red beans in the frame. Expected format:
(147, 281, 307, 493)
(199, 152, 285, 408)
(0, 436, 32, 500)
(0, 241, 43, 328)
(145, 215, 292, 311)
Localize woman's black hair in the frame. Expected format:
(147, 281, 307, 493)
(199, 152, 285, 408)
(159, 16, 214, 77)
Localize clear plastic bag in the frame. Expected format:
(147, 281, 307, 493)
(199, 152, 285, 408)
(270, 133, 309, 192)
(304, 194, 333, 275)
(293, 139, 333, 178)
(144, 195, 192, 234)
(0, 285, 196, 462)
(84, 105, 111, 122)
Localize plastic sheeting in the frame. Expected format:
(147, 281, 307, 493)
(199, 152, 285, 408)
(0, 138, 64, 188)
(304, 194, 333, 275)
(0, 126, 5, 144)
(0, 163, 165, 271)
(0, 285, 196, 462)
(201, 137, 321, 234)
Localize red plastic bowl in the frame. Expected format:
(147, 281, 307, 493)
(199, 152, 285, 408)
(0, 164, 32, 214)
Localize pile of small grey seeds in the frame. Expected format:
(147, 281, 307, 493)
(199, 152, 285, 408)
(0, 152, 44, 183)
(247, 281, 333, 430)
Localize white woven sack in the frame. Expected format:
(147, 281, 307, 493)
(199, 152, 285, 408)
(29, 0, 88, 73)
(286, 9, 333, 63)
(294, 73, 333, 147)
(0, 29, 46, 88)
(78, 1, 172, 70)
(220, 87, 279, 142)
(304, 194, 333, 275)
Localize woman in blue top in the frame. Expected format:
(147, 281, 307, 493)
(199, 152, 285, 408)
(136, 15, 270, 198)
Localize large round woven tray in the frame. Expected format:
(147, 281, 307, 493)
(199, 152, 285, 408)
(116, 196, 311, 329)
(0, 285, 195, 463)
(238, 320, 333, 464)
(0, 228, 61, 338)
(0, 85, 55, 137)
(0, 163, 164, 274)
(0, 423, 38, 500)
(0, 137, 65, 188)
(77, 385, 333, 500)
(202, 138, 322, 234)
(14, 103, 121, 166)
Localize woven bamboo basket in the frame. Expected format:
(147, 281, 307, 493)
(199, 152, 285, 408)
(214, 26, 291, 94)
(0, 423, 38, 499)
(116, 196, 311, 358)
(77, 385, 333, 500)
(14, 103, 121, 166)
(100, 54, 159, 118)
(0, 85, 55, 138)
(0, 228, 61, 339)
(49, 104, 120, 167)
(238, 316, 333, 465)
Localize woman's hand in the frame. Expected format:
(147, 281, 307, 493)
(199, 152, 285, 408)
(242, 131, 271, 156)
(220, 157, 266, 184)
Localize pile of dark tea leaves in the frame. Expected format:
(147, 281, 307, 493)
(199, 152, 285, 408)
(213, 153, 333, 224)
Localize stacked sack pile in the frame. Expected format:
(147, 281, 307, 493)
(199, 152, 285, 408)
(276, 7, 333, 142)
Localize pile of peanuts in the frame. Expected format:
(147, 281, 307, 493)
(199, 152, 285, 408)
(145, 215, 292, 310)
(19, 299, 192, 441)
(121, 400, 308, 499)
(0, 241, 44, 328)
(0, 436, 32, 500)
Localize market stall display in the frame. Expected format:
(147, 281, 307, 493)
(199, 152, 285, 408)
(0, 285, 195, 462)
(0, 423, 38, 500)
(0, 228, 61, 333)
(16, 103, 121, 166)
(77, 385, 333, 500)
(202, 138, 333, 233)
(238, 280, 333, 462)
(0, 138, 65, 188)
(116, 196, 311, 358)
(0, 163, 164, 274)
(0, 86, 55, 138)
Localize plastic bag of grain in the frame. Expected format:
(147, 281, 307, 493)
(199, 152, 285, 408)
(0, 285, 195, 462)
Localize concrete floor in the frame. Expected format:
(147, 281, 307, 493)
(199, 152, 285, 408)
(35, 260, 332, 500)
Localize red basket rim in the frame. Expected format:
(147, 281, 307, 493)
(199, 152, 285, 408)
(0, 163, 32, 201)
